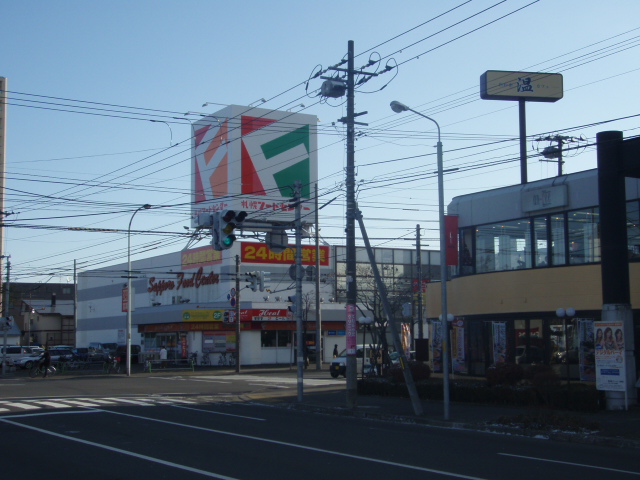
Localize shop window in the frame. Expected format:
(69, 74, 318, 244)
(568, 208, 600, 264)
(459, 228, 474, 276)
(627, 200, 640, 260)
(261, 331, 277, 347)
(550, 214, 566, 266)
(533, 216, 549, 267)
(475, 219, 531, 272)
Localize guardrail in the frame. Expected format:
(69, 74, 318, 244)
(144, 358, 195, 373)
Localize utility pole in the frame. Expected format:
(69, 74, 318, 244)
(2, 257, 10, 376)
(314, 183, 322, 370)
(235, 254, 241, 373)
(324, 40, 376, 408)
(416, 225, 423, 340)
(536, 134, 582, 176)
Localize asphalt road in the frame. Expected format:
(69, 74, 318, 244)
(1, 369, 639, 479)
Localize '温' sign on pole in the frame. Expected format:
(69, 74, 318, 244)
(480, 70, 563, 184)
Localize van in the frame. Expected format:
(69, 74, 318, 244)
(1, 346, 42, 362)
(330, 345, 376, 378)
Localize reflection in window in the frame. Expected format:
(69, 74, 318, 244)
(475, 219, 531, 273)
(568, 208, 600, 264)
(551, 214, 566, 266)
(533, 216, 549, 267)
(628, 201, 640, 260)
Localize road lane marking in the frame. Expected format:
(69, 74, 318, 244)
(3, 402, 39, 410)
(498, 453, 640, 476)
(0, 417, 240, 480)
(61, 400, 103, 407)
(103, 397, 154, 406)
(171, 404, 266, 421)
(32, 401, 74, 409)
(99, 409, 489, 479)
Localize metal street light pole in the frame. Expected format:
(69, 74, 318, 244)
(127, 204, 151, 376)
(390, 101, 450, 420)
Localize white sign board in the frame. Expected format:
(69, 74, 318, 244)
(191, 105, 318, 226)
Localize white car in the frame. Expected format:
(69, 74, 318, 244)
(14, 353, 42, 369)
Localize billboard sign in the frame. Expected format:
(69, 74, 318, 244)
(191, 105, 318, 226)
(480, 70, 563, 102)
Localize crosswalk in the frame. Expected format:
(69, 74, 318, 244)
(0, 396, 197, 414)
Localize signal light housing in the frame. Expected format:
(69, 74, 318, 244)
(212, 209, 247, 251)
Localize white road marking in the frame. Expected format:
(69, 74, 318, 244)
(31, 401, 70, 409)
(61, 400, 103, 407)
(171, 404, 266, 421)
(0, 416, 240, 480)
(103, 397, 154, 406)
(98, 409, 490, 479)
(499, 453, 640, 476)
(4, 402, 39, 410)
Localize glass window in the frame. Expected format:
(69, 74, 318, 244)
(261, 331, 276, 347)
(568, 208, 600, 264)
(475, 219, 531, 272)
(551, 214, 566, 266)
(627, 201, 640, 260)
(460, 228, 474, 275)
(394, 249, 411, 264)
(355, 247, 369, 263)
(277, 330, 292, 347)
(533, 216, 549, 267)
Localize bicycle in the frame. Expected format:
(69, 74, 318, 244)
(200, 351, 211, 366)
(103, 354, 120, 374)
(218, 352, 229, 366)
(189, 351, 198, 367)
(29, 363, 57, 378)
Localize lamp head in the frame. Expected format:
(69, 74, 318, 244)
(390, 100, 410, 113)
(142, 204, 151, 210)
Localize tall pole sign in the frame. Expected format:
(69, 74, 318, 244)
(480, 70, 563, 184)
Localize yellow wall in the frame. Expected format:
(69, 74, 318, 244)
(425, 263, 640, 317)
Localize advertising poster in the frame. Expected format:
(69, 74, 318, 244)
(492, 322, 506, 364)
(577, 319, 596, 382)
(451, 319, 467, 374)
(594, 321, 626, 391)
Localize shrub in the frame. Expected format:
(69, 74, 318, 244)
(387, 361, 431, 383)
(523, 364, 555, 381)
(486, 362, 524, 386)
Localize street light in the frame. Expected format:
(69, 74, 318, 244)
(127, 204, 151, 376)
(556, 307, 576, 384)
(390, 100, 450, 420)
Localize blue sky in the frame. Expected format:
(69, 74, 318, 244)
(2, 0, 639, 283)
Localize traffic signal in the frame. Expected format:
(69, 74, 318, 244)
(216, 210, 248, 250)
(258, 271, 271, 292)
(287, 295, 297, 313)
(246, 271, 258, 292)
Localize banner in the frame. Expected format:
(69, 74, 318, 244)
(577, 319, 596, 382)
(451, 318, 467, 374)
(430, 322, 443, 373)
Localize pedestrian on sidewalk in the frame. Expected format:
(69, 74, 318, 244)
(333, 344, 339, 358)
(160, 346, 167, 368)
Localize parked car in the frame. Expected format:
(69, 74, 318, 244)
(330, 345, 377, 378)
(14, 353, 43, 369)
(0, 346, 42, 363)
(116, 345, 141, 364)
(72, 348, 89, 361)
(89, 342, 118, 355)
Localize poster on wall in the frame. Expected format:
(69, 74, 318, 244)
(594, 321, 626, 391)
(450, 318, 467, 374)
(577, 319, 596, 382)
(492, 322, 506, 364)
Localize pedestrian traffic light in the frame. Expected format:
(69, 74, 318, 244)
(258, 271, 271, 292)
(216, 210, 248, 250)
(246, 271, 258, 292)
(287, 295, 297, 313)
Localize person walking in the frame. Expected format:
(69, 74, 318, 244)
(41, 348, 52, 378)
(333, 344, 339, 358)
(160, 345, 168, 368)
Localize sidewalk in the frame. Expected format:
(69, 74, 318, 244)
(243, 376, 640, 450)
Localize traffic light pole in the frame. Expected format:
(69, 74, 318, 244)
(235, 254, 241, 373)
(293, 181, 304, 402)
